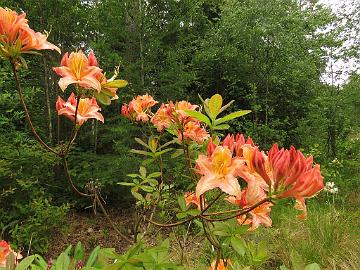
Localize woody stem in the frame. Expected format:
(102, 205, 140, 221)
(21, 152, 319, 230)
(11, 60, 59, 156)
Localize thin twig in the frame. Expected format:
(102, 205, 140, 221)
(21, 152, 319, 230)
(11, 61, 59, 156)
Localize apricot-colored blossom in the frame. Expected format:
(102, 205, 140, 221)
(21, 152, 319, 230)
(88, 52, 128, 102)
(227, 181, 272, 230)
(121, 94, 158, 123)
(209, 259, 232, 270)
(250, 144, 324, 218)
(0, 240, 10, 267)
(53, 51, 102, 92)
(56, 93, 104, 126)
(184, 192, 205, 209)
(172, 100, 198, 124)
(0, 7, 60, 59)
(151, 103, 174, 131)
(179, 121, 209, 144)
(196, 146, 243, 198)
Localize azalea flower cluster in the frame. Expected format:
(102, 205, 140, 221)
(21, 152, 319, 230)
(0, 7, 60, 59)
(0, 240, 22, 267)
(121, 96, 209, 144)
(191, 133, 324, 229)
(53, 51, 128, 126)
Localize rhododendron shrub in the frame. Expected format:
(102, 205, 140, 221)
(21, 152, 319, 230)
(120, 93, 324, 268)
(1, 6, 325, 270)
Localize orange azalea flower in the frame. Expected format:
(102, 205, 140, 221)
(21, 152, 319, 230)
(174, 100, 198, 123)
(209, 259, 232, 270)
(184, 191, 206, 209)
(56, 93, 104, 126)
(0, 240, 10, 267)
(179, 121, 209, 144)
(87, 53, 128, 103)
(196, 146, 243, 198)
(151, 103, 174, 131)
(121, 94, 158, 123)
(251, 144, 324, 218)
(0, 7, 60, 59)
(227, 181, 272, 230)
(53, 51, 102, 92)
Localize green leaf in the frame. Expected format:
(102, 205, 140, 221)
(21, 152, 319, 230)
(148, 172, 161, 178)
(304, 263, 321, 270)
(208, 94, 223, 119)
(74, 242, 85, 261)
(176, 212, 188, 219)
(215, 110, 252, 125)
(178, 196, 186, 211)
(14, 255, 35, 270)
(118, 182, 136, 186)
(134, 137, 150, 150)
(139, 167, 147, 177)
(55, 252, 70, 270)
(219, 100, 235, 114)
(131, 190, 145, 201)
(102, 79, 128, 88)
(94, 92, 111, 105)
(183, 110, 211, 126)
(34, 255, 48, 269)
(231, 236, 246, 256)
(140, 186, 153, 192)
(171, 149, 184, 158)
(130, 149, 153, 157)
(187, 209, 200, 216)
(213, 124, 230, 130)
(86, 246, 100, 267)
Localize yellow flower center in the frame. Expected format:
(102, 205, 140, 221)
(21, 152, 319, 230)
(212, 147, 232, 176)
(69, 52, 88, 80)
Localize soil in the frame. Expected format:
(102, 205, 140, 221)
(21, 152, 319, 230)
(45, 208, 134, 259)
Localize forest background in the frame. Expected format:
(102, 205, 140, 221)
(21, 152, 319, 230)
(0, 0, 359, 269)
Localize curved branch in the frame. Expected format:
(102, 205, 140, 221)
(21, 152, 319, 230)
(11, 61, 59, 156)
(62, 157, 93, 198)
(200, 198, 273, 222)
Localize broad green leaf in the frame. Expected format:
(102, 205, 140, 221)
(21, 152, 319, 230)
(187, 209, 200, 216)
(171, 149, 183, 158)
(14, 255, 35, 270)
(213, 124, 230, 130)
(154, 148, 173, 157)
(148, 172, 161, 178)
(178, 196, 186, 211)
(176, 212, 188, 219)
(304, 263, 321, 270)
(86, 246, 100, 267)
(139, 167, 147, 177)
(118, 182, 136, 186)
(183, 110, 211, 126)
(34, 255, 48, 269)
(219, 100, 235, 114)
(102, 80, 128, 88)
(140, 186, 153, 192)
(134, 137, 150, 150)
(131, 190, 145, 201)
(208, 94, 223, 119)
(215, 110, 252, 125)
(55, 252, 70, 270)
(74, 242, 85, 261)
(231, 236, 246, 256)
(130, 149, 153, 157)
(94, 92, 111, 105)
